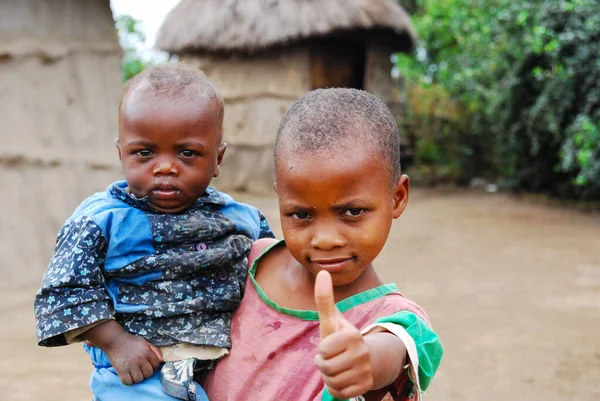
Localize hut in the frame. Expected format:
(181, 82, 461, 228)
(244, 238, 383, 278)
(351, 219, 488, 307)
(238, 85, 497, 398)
(0, 0, 122, 287)
(156, 0, 415, 194)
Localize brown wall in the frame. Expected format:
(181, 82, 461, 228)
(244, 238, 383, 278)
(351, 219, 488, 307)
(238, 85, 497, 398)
(0, 0, 122, 287)
(181, 47, 311, 194)
(181, 42, 403, 195)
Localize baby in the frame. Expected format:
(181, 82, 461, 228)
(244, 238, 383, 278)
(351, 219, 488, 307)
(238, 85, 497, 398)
(34, 64, 273, 400)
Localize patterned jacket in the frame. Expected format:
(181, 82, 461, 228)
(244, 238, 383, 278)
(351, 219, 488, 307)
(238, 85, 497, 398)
(35, 181, 274, 350)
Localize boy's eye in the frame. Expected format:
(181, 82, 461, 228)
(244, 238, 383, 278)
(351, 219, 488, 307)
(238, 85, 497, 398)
(291, 212, 311, 220)
(343, 208, 365, 217)
(134, 149, 153, 157)
(180, 150, 199, 158)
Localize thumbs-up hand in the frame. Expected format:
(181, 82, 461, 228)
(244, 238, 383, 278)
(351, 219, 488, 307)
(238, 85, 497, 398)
(314, 270, 374, 399)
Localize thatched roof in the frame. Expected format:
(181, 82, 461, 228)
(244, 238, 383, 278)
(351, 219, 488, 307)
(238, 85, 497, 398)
(156, 0, 416, 54)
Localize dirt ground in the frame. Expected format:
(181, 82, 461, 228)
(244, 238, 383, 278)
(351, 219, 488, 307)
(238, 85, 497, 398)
(3, 188, 599, 401)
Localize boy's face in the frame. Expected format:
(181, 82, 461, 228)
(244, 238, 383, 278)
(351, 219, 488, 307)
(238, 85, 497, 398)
(275, 146, 409, 286)
(117, 93, 226, 214)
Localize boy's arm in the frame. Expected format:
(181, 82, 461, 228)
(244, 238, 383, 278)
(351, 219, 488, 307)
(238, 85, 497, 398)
(315, 271, 443, 400)
(34, 217, 115, 346)
(363, 329, 407, 390)
(316, 327, 407, 399)
(372, 312, 444, 396)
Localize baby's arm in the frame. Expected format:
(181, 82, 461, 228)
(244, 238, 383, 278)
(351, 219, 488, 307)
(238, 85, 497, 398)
(83, 320, 163, 385)
(34, 217, 163, 385)
(35, 217, 114, 346)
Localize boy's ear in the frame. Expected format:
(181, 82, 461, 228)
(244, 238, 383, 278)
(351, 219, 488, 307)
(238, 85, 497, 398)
(213, 143, 228, 178)
(392, 174, 410, 219)
(273, 181, 279, 194)
(114, 138, 122, 161)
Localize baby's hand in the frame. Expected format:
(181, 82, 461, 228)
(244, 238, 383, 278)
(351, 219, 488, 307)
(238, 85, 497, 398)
(314, 271, 374, 399)
(103, 331, 163, 386)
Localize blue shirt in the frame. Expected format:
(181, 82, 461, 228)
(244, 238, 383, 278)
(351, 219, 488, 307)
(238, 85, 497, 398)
(35, 181, 274, 349)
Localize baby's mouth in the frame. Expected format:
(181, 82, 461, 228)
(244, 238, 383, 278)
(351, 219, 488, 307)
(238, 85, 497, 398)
(152, 184, 180, 200)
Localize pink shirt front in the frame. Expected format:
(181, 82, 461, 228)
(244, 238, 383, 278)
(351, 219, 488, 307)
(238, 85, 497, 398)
(203, 242, 429, 401)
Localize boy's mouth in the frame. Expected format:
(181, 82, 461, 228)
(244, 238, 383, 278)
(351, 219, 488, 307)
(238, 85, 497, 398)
(311, 257, 353, 272)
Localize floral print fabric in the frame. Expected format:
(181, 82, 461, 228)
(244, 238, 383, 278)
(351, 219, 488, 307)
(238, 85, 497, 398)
(35, 181, 274, 349)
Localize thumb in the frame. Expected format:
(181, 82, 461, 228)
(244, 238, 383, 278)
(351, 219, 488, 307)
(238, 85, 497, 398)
(149, 342, 163, 362)
(314, 270, 340, 339)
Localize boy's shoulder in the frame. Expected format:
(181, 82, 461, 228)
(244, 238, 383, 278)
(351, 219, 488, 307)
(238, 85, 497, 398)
(352, 287, 431, 328)
(208, 187, 272, 240)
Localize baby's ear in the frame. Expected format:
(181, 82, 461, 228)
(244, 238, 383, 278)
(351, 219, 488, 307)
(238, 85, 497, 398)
(114, 138, 122, 161)
(392, 174, 410, 219)
(213, 143, 228, 177)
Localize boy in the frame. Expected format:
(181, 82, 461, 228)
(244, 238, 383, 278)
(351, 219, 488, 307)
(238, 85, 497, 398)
(34, 64, 273, 400)
(203, 88, 443, 401)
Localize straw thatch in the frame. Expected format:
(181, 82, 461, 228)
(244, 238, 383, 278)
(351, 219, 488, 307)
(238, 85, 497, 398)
(156, 0, 415, 54)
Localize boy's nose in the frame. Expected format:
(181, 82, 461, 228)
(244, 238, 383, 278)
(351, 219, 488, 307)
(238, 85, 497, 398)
(310, 226, 345, 250)
(153, 158, 178, 175)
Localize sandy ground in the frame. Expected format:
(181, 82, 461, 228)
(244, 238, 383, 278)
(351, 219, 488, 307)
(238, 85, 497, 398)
(3, 188, 599, 401)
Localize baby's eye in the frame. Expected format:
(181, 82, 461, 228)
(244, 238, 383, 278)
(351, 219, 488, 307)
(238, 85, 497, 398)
(134, 149, 153, 158)
(343, 208, 365, 217)
(180, 150, 199, 158)
(291, 212, 311, 220)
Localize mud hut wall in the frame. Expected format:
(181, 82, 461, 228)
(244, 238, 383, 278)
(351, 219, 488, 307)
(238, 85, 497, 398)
(181, 47, 311, 193)
(0, 0, 122, 288)
(364, 43, 409, 148)
(364, 43, 403, 110)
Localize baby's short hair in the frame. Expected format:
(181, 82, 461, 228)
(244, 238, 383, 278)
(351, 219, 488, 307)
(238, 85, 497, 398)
(274, 88, 401, 181)
(121, 63, 224, 128)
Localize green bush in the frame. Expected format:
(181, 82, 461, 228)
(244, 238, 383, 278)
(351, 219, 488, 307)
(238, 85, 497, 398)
(115, 15, 148, 83)
(115, 14, 170, 83)
(397, 0, 600, 200)
(493, 0, 600, 199)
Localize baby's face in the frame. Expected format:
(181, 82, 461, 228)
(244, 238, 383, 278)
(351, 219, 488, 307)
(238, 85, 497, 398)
(117, 93, 225, 213)
(275, 147, 408, 287)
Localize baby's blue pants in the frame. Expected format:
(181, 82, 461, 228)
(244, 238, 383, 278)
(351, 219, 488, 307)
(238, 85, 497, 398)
(84, 343, 209, 401)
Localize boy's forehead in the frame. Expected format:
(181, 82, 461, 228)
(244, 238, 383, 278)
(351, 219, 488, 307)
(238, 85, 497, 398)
(275, 144, 383, 179)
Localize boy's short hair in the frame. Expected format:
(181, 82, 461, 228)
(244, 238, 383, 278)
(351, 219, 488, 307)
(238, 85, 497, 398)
(274, 88, 401, 181)
(121, 63, 224, 129)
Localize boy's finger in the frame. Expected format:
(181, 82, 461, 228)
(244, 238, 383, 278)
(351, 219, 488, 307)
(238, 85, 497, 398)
(322, 368, 360, 393)
(318, 331, 351, 359)
(314, 270, 339, 339)
(314, 352, 352, 377)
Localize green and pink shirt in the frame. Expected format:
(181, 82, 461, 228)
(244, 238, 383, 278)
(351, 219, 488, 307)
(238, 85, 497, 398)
(203, 240, 443, 401)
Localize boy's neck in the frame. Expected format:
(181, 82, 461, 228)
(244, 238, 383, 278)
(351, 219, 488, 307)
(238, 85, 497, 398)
(255, 243, 385, 311)
(327, 266, 383, 303)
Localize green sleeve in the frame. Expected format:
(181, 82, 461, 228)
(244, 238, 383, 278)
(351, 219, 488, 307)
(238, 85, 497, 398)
(375, 311, 443, 392)
(321, 389, 345, 401)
